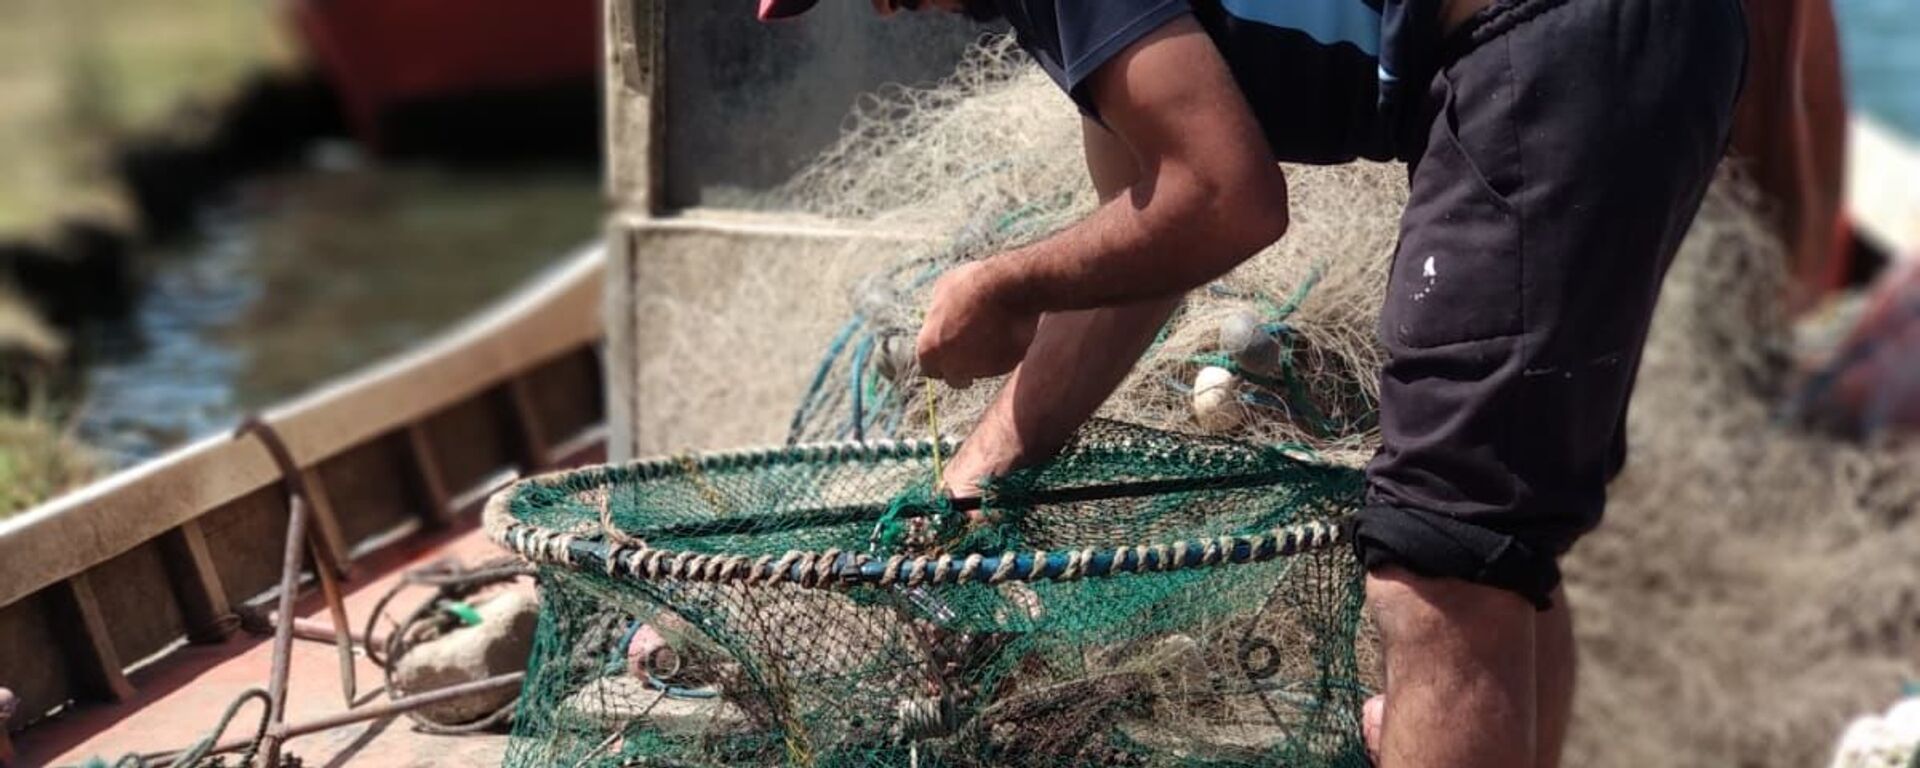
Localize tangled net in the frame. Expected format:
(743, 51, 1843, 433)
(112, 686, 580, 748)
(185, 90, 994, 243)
(778, 36, 1399, 467)
(1560, 171, 1920, 768)
(490, 421, 1370, 767)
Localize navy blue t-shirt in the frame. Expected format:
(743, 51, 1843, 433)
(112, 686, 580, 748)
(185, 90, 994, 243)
(995, 0, 1440, 164)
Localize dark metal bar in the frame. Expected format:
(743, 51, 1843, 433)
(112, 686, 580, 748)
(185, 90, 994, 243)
(239, 417, 360, 710)
(152, 673, 527, 766)
(239, 417, 351, 579)
(310, 537, 358, 705)
(281, 673, 524, 739)
(298, 469, 355, 581)
(255, 493, 309, 767)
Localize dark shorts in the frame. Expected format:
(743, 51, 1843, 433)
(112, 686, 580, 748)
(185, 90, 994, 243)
(1354, 0, 1749, 608)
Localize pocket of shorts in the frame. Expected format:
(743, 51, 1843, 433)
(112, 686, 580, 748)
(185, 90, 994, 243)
(1379, 70, 1523, 350)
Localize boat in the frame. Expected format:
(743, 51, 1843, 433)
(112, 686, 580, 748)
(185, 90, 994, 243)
(291, 0, 599, 154)
(0, 245, 605, 766)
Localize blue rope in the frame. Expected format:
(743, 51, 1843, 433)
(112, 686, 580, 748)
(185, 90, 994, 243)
(849, 335, 876, 441)
(789, 317, 864, 445)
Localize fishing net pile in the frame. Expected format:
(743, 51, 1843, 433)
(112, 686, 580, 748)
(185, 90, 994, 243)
(488, 420, 1372, 767)
(1559, 173, 1920, 768)
(778, 36, 1399, 467)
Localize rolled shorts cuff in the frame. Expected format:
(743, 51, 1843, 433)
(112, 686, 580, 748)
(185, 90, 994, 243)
(1352, 504, 1561, 610)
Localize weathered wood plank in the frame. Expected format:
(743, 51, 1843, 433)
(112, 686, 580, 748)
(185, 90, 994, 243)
(406, 423, 456, 527)
(0, 592, 72, 737)
(49, 574, 134, 703)
(0, 440, 277, 614)
(424, 392, 519, 497)
(522, 346, 604, 449)
(200, 487, 295, 609)
(317, 432, 421, 543)
(89, 541, 188, 666)
(506, 375, 553, 473)
(158, 520, 235, 644)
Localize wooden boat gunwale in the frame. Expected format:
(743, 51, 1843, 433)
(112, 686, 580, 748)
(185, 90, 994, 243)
(0, 242, 608, 746)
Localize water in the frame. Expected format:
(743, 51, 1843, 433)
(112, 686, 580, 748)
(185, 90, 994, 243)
(1836, 0, 1920, 138)
(76, 214, 259, 463)
(76, 163, 599, 465)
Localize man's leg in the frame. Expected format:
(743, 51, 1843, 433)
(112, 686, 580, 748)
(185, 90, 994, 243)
(1360, 586, 1572, 767)
(1359, 0, 1744, 764)
(1367, 567, 1537, 768)
(1535, 587, 1574, 768)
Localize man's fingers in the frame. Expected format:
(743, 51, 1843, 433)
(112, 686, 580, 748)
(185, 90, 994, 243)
(914, 323, 976, 388)
(914, 324, 943, 381)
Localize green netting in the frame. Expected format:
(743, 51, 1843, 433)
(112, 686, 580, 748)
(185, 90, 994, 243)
(488, 421, 1370, 767)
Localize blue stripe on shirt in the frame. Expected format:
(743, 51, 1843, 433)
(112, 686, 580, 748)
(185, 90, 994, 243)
(1219, 0, 1383, 56)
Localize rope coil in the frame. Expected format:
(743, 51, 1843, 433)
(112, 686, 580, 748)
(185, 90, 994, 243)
(493, 518, 1348, 590)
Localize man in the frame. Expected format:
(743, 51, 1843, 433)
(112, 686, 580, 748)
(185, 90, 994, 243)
(760, 0, 1745, 765)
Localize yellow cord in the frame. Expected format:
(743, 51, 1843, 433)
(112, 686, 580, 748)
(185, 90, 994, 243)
(926, 380, 944, 489)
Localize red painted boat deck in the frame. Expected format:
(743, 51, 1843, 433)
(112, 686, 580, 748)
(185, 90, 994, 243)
(17, 525, 517, 767)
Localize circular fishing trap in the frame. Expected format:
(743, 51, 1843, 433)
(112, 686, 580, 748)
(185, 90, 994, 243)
(488, 421, 1370, 768)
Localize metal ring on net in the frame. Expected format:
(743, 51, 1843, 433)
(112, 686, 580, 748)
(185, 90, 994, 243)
(1238, 639, 1285, 681)
(483, 434, 1356, 592)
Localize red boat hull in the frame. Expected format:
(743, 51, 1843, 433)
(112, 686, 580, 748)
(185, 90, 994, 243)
(292, 0, 597, 151)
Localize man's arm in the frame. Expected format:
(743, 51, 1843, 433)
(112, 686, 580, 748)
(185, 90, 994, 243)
(990, 17, 1290, 310)
(918, 15, 1289, 385)
(938, 119, 1182, 494)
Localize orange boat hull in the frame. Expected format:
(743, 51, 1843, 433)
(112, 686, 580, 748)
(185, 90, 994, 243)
(292, 0, 597, 151)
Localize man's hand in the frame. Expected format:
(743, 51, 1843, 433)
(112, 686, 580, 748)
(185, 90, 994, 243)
(916, 260, 1040, 387)
(920, 15, 1285, 506)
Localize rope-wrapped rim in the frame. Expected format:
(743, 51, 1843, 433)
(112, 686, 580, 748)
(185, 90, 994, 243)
(484, 437, 1351, 590)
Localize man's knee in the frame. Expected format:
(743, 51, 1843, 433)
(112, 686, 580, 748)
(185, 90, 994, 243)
(1366, 566, 1538, 653)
